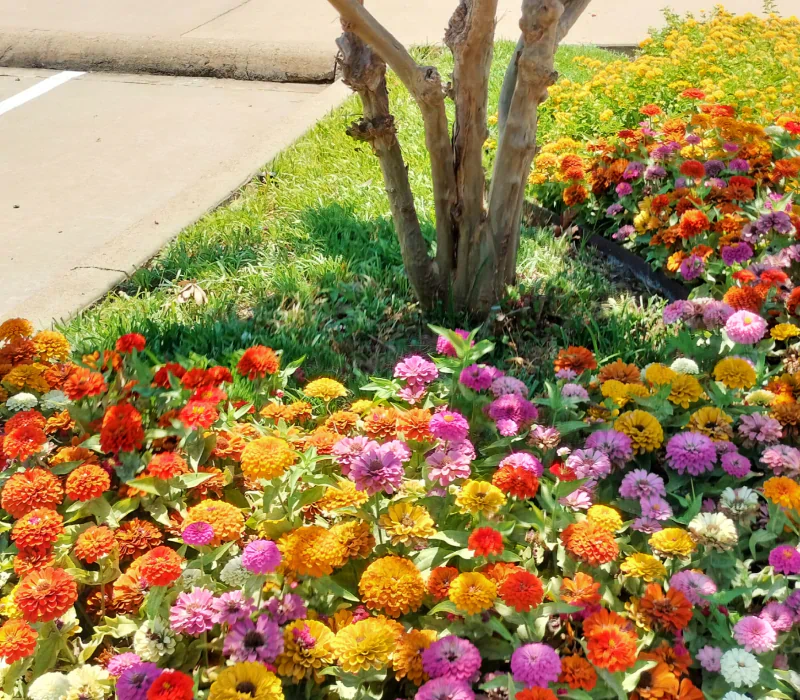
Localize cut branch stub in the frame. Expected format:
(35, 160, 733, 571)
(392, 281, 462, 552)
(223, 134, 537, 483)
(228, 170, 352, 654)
(345, 115, 397, 147)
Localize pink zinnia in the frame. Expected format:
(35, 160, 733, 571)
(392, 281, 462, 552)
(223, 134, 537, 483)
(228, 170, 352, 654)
(584, 429, 633, 466)
(426, 446, 472, 486)
(769, 544, 800, 575)
(242, 539, 281, 575)
(394, 355, 438, 386)
(669, 570, 716, 607)
(733, 615, 777, 653)
(760, 445, 800, 476)
(349, 444, 404, 495)
(490, 376, 528, 398)
(430, 410, 469, 442)
(169, 587, 216, 636)
(422, 636, 481, 681)
(696, 645, 722, 672)
(459, 364, 495, 391)
(436, 329, 471, 357)
(510, 643, 562, 687)
(565, 448, 611, 480)
(760, 602, 794, 632)
(721, 452, 751, 478)
(332, 436, 376, 475)
(485, 394, 538, 436)
(725, 310, 767, 344)
(738, 414, 782, 445)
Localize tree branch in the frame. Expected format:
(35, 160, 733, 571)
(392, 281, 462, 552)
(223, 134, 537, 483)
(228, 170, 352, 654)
(336, 30, 440, 305)
(328, 0, 457, 289)
(498, 0, 591, 134)
(446, 0, 498, 304)
(488, 0, 564, 287)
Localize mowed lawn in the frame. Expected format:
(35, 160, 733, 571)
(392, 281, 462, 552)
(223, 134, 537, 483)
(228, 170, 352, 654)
(62, 42, 665, 387)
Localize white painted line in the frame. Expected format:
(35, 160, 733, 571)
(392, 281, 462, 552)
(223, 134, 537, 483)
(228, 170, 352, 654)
(0, 70, 85, 117)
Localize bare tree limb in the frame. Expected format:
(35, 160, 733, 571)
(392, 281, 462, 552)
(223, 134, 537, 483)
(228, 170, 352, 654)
(328, 0, 457, 289)
(337, 31, 440, 305)
(498, 0, 591, 134)
(446, 0, 498, 303)
(488, 0, 564, 287)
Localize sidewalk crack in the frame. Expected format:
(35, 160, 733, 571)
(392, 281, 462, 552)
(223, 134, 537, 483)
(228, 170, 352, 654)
(181, 0, 253, 37)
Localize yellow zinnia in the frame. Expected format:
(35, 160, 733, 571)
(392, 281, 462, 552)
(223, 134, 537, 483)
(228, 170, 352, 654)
(455, 480, 507, 517)
(620, 553, 667, 582)
(688, 406, 734, 441)
(615, 410, 664, 453)
(276, 620, 335, 682)
(241, 437, 297, 481)
(32, 330, 70, 363)
(448, 571, 497, 615)
(0, 318, 33, 342)
(645, 363, 677, 386)
(332, 618, 397, 673)
(304, 378, 348, 402)
(358, 556, 424, 618)
(771, 323, 800, 341)
(393, 629, 437, 684)
(316, 480, 369, 512)
(714, 357, 756, 390)
(209, 662, 283, 700)
(379, 502, 437, 546)
(278, 526, 348, 578)
(587, 505, 623, 533)
(649, 528, 696, 558)
(668, 374, 704, 408)
(2, 365, 49, 393)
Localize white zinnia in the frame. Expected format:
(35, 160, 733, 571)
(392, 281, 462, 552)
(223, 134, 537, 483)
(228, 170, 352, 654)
(670, 358, 699, 375)
(720, 648, 760, 688)
(41, 390, 69, 411)
(220, 555, 250, 588)
(5, 393, 38, 412)
(133, 618, 177, 661)
(29, 672, 71, 700)
(65, 665, 110, 700)
(689, 512, 738, 551)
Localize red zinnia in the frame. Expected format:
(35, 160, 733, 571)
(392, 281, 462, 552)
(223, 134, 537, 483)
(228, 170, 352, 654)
(146, 670, 194, 700)
(138, 545, 184, 587)
(639, 104, 662, 116)
(100, 404, 144, 454)
(679, 160, 705, 179)
(190, 386, 227, 405)
(468, 527, 504, 557)
(152, 362, 186, 388)
(4, 410, 46, 434)
(62, 367, 107, 401)
(237, 346, 280, 380)
(700, 104, 736, 117)
(205, 366, 233, 385)
(680, 88, 705, 99)
(785, 121, 800, 136)
(499, 569, 544, 612)
(116, 333, 146, 353)
(492, 465, 540, 499)
(178, 401, 219, 429)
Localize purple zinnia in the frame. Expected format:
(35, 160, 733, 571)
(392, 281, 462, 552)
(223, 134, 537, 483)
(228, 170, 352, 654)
(499, 452, 543, 477)
(704, 159, 724, 176)
(760, 602, 794, 632)
(169, 586, 216, 636)
(490, 376, 528, 398)
(265, 593, 307, 624)
(665, 432, 716, 476)
(422, 636, 481, 681)
(116, 663, 162, 700)
(555, 368, 578, 380)
(632, 517, 662, 533)
(436, 330, 471, 358)
(510, 643, 561, 687)
(485, 394, 538, 436)
(211, 590, 256, 625)
(565, 448, 611, 480)
(702, 300, 734, 329)
(733, 616, 777, 653)
(383, 439, 412, 463)
(415, 677, 475, 700)
(663, 299, 693, 325)
(729, 158, 750, 172)
(616, 182, 633, 197)
(426, 446, 472, 486)
(721, 451, 751, 478)
(686, 134, 702, 145)
(620, 469, 666, 500)
(332, 436, 376, 475)
(769, 545, 800, 575)
(612, 224, 636, 241)
(459, 364, 495, 391)
(584, 430, 633, 466)
(430, 410, 470, 442)
(561, 383, 589, 401)
(623, 162, 643, 180)
(242, 539, 281, 575)
(395, 355, 439, 386)
(721, 241, 754, 266)
(669, 570, 717, 607)
(756, 211, 793, 235)
(696, 645, 722, 672)
(679, 254, 704, 281)
(644, 164, 667, 180)
(640, 495, 673, 521)
(182, 521, 214, 546)
(349, 444, 404, 495)
(739, 414, 782, 445)
(106, 652, 142, 677)
(223, 615, 284, 663)
(725, 310, 767, 344)
(606, 203, 624, 217)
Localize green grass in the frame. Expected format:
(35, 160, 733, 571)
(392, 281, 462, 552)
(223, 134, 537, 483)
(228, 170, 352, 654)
(61, 41, 667, 386)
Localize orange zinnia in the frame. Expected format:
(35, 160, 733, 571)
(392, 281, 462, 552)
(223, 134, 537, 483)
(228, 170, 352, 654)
(237, 346, 280, 380)
(0, 619, 37, 663)
(63, 367, 107, 401)
(554, 346, 597, 374)
(427, 566, 459, 600)
(492, 465, 539, 499)
(584, 609, 638, 673)
(633, 662, 679, 699)
(396, 408, 433, 442)
(638, 584, 693, 633)
(146, 452, 189, 480)
(560, 572, 601, 608)
(561, 521, 619, 567)
(723, 285, 765, 313)
(137, 545, 184, 587)
(75, 526, 117, 564)
(11, 508, 64, 551)
(16, 567, 78, 623)
(4, 409, 46, 433)
(678, 209, 708, 238)
(1, 468, 63, 518)
(100, 403, 144, 454)
(14, 546, 55, 578)
(559, 654, 597, 691)
(363, 407, 397, 440)
(65, 463, 111, 501)
(3, 425, 46, 461)
(498, 569, 544, 612)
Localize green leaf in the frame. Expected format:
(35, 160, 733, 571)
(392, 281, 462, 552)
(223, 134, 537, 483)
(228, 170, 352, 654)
(109, 497, 140, 528)
(297, 485, 326, 509)
(621, 661, 657, 693)
(596, 667, 627, 700)
(430, 530, 470, 547)
(428, 600, 459, 615)
(487, 617, 514, 642)
(749, 529, 776, 559)
(172, 472, 215, 489)
(125, 477, 167, 496)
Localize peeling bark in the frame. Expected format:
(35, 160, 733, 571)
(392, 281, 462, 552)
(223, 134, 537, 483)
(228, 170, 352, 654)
(337, 31, 440, 305)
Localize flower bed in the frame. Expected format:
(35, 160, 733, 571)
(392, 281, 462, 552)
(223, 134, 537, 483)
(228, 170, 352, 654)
(1, 316, 800, 700)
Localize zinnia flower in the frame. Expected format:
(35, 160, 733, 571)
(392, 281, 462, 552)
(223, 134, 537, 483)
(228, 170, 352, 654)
(0, 619, 37, 663)
(511, 643, 561, 688)
(448, 572, 496, 615)
(416, 677, 475, 700)
(725, 310, 767, 344)
(665, 431, 716, 476)
(468, 527, 503, 557)
(304, 378, 347, 402)
(561, 521, 618, 567)
(138, 546, 184, 587)
(769, 544, 800, 574)
(720, 649, 760, 688)
(242, 539, 281, 574)
(1, 468, 63, 518)
(100, 403, 144, 454)
(223, 615, 284, 664)
(237, 346, 280, 379)
(358, 556, 424, 618)
(16, 566, 77, 623)
(615, 410, 663, 453)
(422, 635, 481, 682)
(145, 670, 193, 700)
(169, 587, 215, 636)
(498, 570, 544, 612)
(332, 617, 397, 673)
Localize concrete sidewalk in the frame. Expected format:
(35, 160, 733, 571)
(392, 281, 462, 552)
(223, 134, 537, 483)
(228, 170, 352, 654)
(2, 0, 795, 81)
(0, 68, 349, 325)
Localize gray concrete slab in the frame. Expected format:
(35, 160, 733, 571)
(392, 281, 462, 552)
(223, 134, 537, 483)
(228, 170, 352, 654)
(0, 67, 55, 99)
(0, 68, 349, 325)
